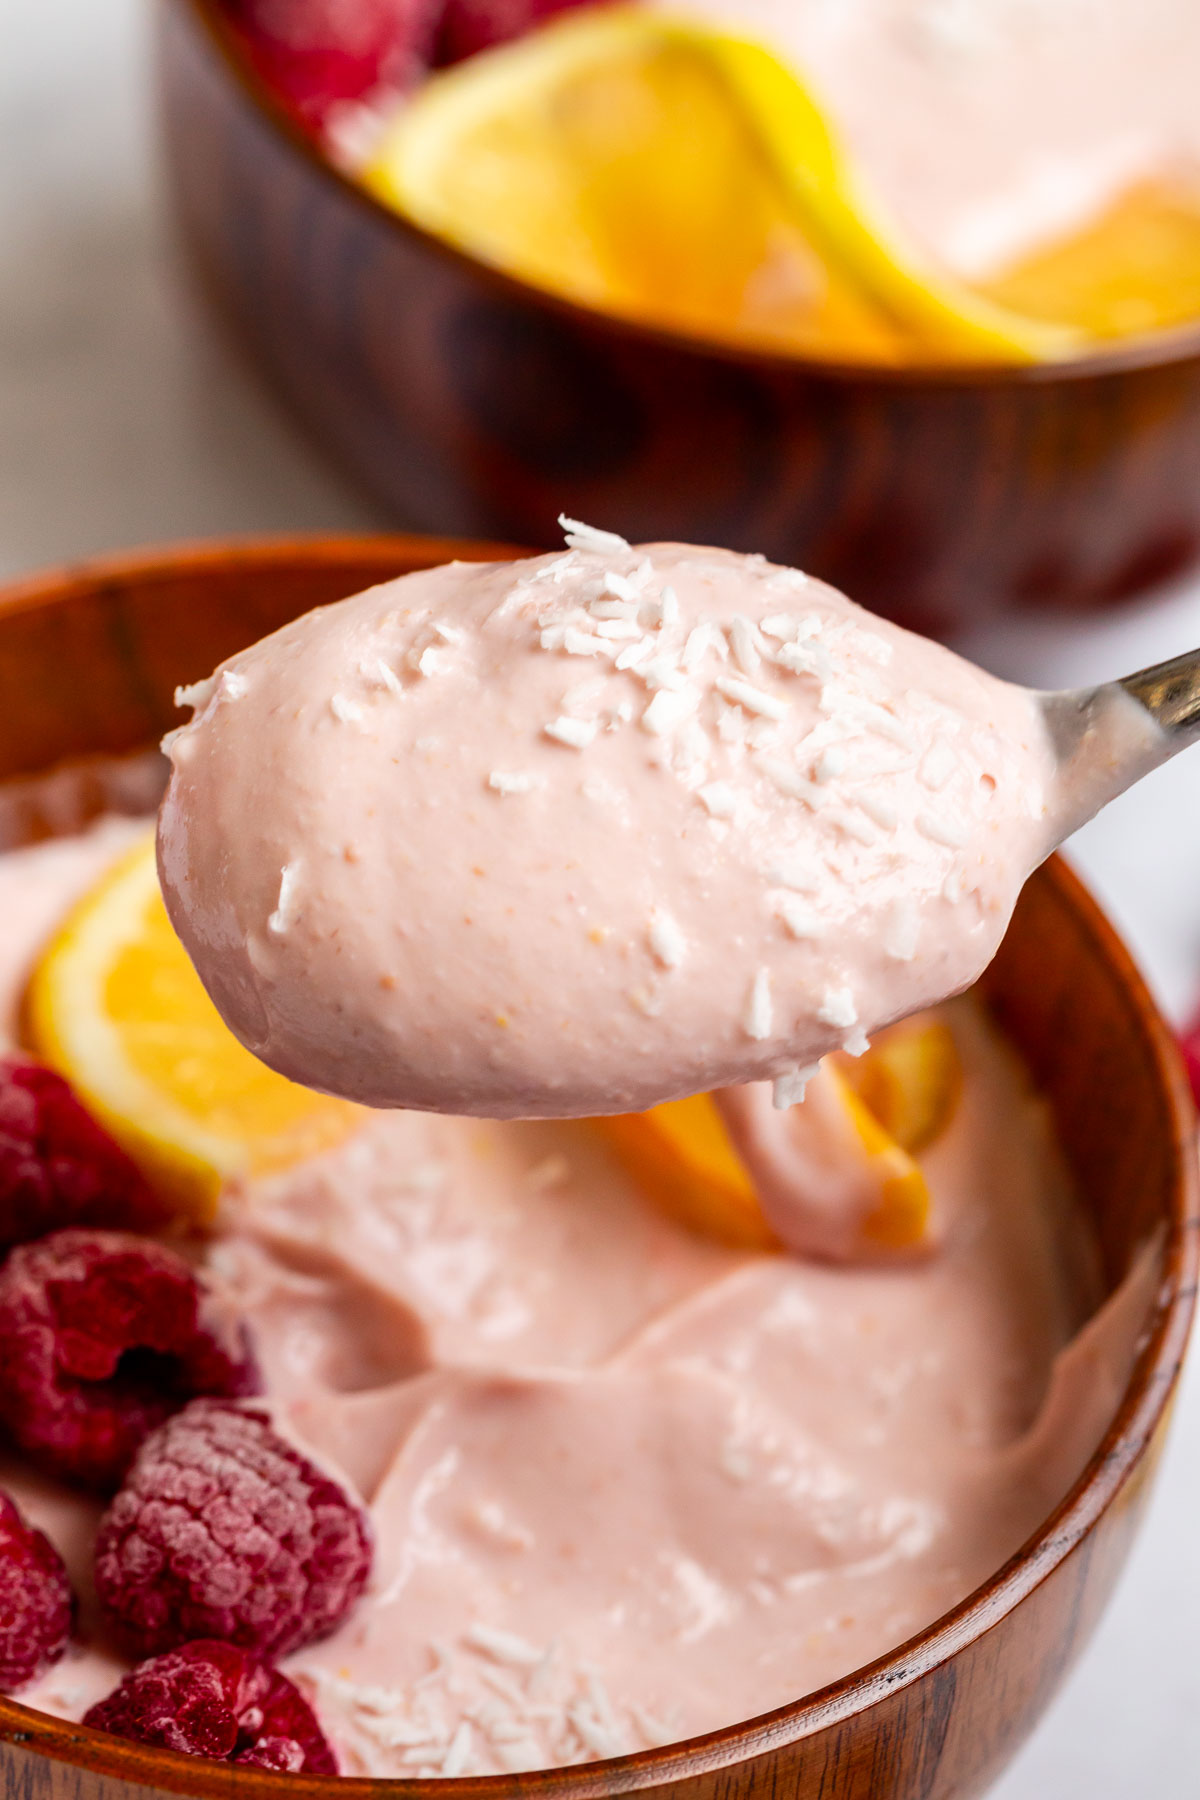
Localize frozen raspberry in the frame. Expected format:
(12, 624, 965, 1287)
(84, 1640, 337, 1773)
(435, 0, 605, 64)
(1182, 1015, 1200, 1105)
(0, 1488, 75, 1694)
(0, 1230, 260, 1492)
(0, 1058, 164, 1254)
(95, 1399, 373, 1660)
(223, 0, 441, 132)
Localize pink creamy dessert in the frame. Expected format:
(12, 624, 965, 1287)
(667, 0, 1200, 282)
(0, 817, 1154, 1777)
(158, 532, 1057, 1118)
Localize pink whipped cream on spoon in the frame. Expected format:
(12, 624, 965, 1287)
(156, 522, 1190, 1122)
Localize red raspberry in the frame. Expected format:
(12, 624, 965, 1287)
(94, 1399, 373, 1660)
(84, 1640, 337, 1773)
(0, 1488, 75, 1694)
(0, 1230, 260, 1492)
(0, 1058, 164, 1254)
(1182, 1014, 1200, 1105)
(435, 0, 605, 64)
(222, 0, 441, 132)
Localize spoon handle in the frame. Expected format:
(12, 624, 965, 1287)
(1040, 648, 1200, 844)
(1120, 647, 1200, 744)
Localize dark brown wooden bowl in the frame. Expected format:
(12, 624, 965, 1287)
(157, 1, 1200, 637)
(0, 536, 1196, 1800)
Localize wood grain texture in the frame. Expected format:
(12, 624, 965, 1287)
(0, 539, 1195, 1800)
(157, 0, 1200, 637)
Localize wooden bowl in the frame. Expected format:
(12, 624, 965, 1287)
(156, 0, 1200, 638)
(0, 533, 1195, 1799)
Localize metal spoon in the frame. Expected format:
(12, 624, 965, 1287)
(1040, 645, 1200, 842)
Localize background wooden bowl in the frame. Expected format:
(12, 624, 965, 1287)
(0, 534, 1195, 1799)
(157, 0, 1200, 638)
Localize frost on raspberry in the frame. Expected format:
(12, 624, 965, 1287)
(0, 1229, 260, 1491)
(222, 0, 442, 133)
(0, 1488, 75, 1694)
(435, 0, 606, 64)
(0, 1058, 164, 1254)
(84, 1640, 338, 1772)
(95, 1399, 373, 1660)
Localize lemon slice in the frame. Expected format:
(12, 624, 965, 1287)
(599, 1019, 961, 1254)
(364, 6, 1079, 364)
(26, 833, 363, 1221)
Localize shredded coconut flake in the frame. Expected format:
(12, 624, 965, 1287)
(174, 675, 217, 711)
(559, 515, 630, 556)
(488, 770, 537, 795)
(813, 746, 847, 784)
(268, 863, 300, 936)
(775, 895, 824, 939)
(716, 675, 789, 720)
(361, 657, 403, 695)
(818, 984, 858, 1029)
(919, 741, 957, 791)
(563, 627, 613, 658)
(330, 692, 365, 724)
(698, 781, 738, 819)
(729, 615, 762, 675)
(759, 758, 824, 807)
(842, 1026, 871, 1056)
(827, 807, 880, 846)
(773, 1064, 820, 1109)
(464, 1624, 545, 1667)
(884, 899, 921, 962)
(765, 855, 818, 891)
(648, 909, 687, 969)
(916, 811, 968, 848)
(545, 715, 598, 749)
(659, 585, 681, 627)
(744, 968, 773, 1040)
(614, 637, 655, 671)
(595, 617, 643, 640)
(642, 688, 699, 736)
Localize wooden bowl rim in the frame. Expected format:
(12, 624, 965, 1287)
(171, 0, 1200, 392)
(0, 534, 1196, 1797)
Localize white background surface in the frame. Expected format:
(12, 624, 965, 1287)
(2, 3, 1198, 1791)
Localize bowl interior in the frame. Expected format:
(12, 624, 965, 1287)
(0, 536, 1195, 1800)
(180, 0, 1200, 389)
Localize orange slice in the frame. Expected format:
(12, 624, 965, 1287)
(600, 1018, 961, 1253)
(25, 833, 363, 1222)
(362, 6, 1076, 364)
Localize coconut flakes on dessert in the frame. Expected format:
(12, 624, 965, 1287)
(647, 909, 687, 970)
(715, 675, 789, 720)
(544, 716, 598, 749)
(916, 811, 969, 848)
(774, 895, 825, 939)
(818, 985, 858, 1030)
(488, 771, 538, 795)
(744, 968, 773, 1040)
(557, 515, 631, 556)
(330, 693, 366, 725)
(267, 862, 300, 936)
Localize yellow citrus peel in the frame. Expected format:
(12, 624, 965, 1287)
(25, 833, 363, 1222)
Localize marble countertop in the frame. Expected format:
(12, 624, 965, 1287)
(2, 4, 1197, 1791)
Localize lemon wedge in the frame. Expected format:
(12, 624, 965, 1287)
(26, 834, 363, 1221)
(364, 6, 1079, 364)
(598, 1018, 961, 1254)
